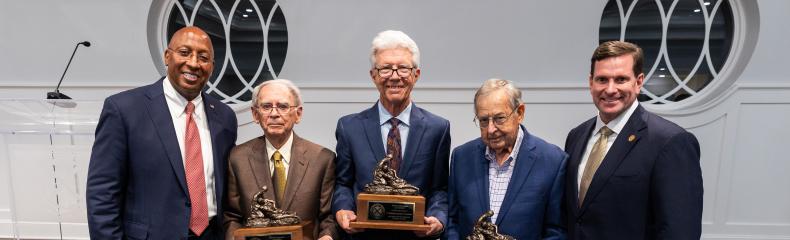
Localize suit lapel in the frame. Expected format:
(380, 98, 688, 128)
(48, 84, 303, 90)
(400, 106, 425, 178)
(568, 119, 596, 212)
(203, 93, 226, 202)
(579, 106, 647, 215)
(283, 134, 309, 210)
(145, 79, 188, 196)
(362, 104, 386, 161)
(495, 126, 537, 225)
(247, 137, 277, 201)
(473, 141, 490, 216)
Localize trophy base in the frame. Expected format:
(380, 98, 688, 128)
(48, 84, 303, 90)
(350, 221, 432, 231)
(233, 220, 312, 240)
(352, 193, 430, 231)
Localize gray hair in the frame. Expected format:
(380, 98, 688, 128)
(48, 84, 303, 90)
(370, 30, 420, 68)
(251, 79, 303, 106)
(473, 78, 523, 111)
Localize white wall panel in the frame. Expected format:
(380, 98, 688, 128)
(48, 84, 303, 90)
(727, 103, 790, 225)
(687, 115, 727, 225)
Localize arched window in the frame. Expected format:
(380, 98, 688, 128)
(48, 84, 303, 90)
(163, 0, 288, 104)
(599, 0, 734, 105)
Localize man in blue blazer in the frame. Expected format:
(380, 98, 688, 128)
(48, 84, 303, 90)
(86, 26, 238, 239)
(564, 41, 702, 239)
(445, 79, 567, 240)
(333, 30, 450, 239)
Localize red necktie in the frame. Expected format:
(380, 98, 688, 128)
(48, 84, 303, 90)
(386, 118, 402, 171)
(185, 102, 209, 235)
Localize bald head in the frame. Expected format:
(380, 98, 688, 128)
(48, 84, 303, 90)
(168, 26, 214, 57)
(164, 26, 215, 100)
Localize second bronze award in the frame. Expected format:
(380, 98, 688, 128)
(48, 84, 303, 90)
(350, 155, 430, 231)
(233, 186, 311, 240)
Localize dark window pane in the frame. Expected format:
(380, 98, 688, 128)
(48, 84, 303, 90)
(166, 0, 288, 104)
(599, 0, 734, 104)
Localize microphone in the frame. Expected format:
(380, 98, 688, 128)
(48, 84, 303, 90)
(47, 41, 91, 100)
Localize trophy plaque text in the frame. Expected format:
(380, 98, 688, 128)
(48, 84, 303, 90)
(349, 155, 431, 231)
(234, 186, 308, 240)
(233, 221, 312, 240)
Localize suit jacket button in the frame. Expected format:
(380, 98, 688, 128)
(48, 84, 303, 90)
(186, 201, 191, 207)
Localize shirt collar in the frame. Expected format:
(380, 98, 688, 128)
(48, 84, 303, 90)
(163, 76, 203, 118)
(595, 101, 639, 135)
(378, 101, 412, 127)
(265, 132, 294, 165)
(485, 126, 525, 169)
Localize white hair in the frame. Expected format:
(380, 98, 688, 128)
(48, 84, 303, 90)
(370, 30, 420, 68)
(251, 79, 303, 106)
(474, 78, 524, 111)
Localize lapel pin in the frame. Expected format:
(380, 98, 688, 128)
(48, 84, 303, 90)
(628, 134, 636, 142)
(209, 104, 215, 109)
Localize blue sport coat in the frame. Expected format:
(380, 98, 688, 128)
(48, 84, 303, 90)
(445, 125, 567, 240)
(332, 103, 450, 239)
(86, 79, 238, 239)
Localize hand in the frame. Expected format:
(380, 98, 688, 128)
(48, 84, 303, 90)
(414, 216, 443, 237)
(318, 235, 333, 240)
(335, 210, 363, 234)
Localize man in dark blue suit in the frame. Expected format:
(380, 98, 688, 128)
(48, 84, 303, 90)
(86, 26, 238, 239)
(564, 41, 703, 239)
(333, 30, 449, 240)
(445, 79, 567, 240)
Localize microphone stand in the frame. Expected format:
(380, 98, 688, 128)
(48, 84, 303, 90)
(48, 42, 89, 99)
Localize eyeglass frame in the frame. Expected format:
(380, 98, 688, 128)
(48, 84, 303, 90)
(374, 65, 416, 78)
(253, 103, 300, 115)
(166, 47, 214, 66)
(473, 108, 518, 128)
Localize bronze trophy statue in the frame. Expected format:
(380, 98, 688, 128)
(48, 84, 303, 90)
(466, 210, 515, 240)
(362, 155, 420, 195)
(233, 186, 310, 240)
(350, 155, 430, 231)
(245, 186, 301, 227)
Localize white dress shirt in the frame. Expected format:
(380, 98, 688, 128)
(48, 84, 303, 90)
(163, 78, 217, 218)
(576, 101, 639, 189)
(265, 132, 294, 177)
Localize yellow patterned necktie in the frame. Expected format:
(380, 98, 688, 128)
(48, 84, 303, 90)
(272, 150, 286, 206)
(579, 126, 614, 207)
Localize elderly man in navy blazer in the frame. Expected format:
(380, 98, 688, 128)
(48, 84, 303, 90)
(332, 30, 450, 240)
(564, 41, 703, 239)
(86, 26, 238, 239)
(445, 79, 567, 240)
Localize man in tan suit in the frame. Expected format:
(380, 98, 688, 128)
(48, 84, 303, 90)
(224, 79, 338, 240)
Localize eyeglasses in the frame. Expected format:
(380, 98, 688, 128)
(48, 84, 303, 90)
(474, 109, 517, 128)
(167, 48, 213, 66)
(375, 66, 415, 78)
(255, 103, 299, 115)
